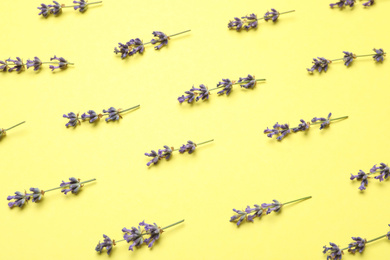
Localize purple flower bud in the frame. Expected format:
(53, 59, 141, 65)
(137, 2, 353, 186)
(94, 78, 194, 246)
(228, 17, 243, 31)
(217, 78, 233, 96)
(102, 107, 121, 122)
(373, 48, 385, 62)
(60, 177, 82, 195)
(194, 84, 210, 101)
(95, 234, 114, 255)
(29, 188, 43, 202)
(345, 0, 356, 6)
(49, 1, 62, 15)
(343, 51, 356, 67)
(81, 110, 100, 123)
(6, 57, 24, 72)
(311, 113, 332, 130)
(323, 242, 343, 260)
(0, 60, 8, 72)
(179, 140, 196, 154)
(128, 38, 145, 56)
(38, 3, 50, 17)
(49, 55, 68, 71)
(264, 8, 279, 22)
(145, 150, 163, 166)
(246, 204, 263, 222)
(178, 86, 197, 103)
(292, 119, 310, 132)
(26, 57, 42, 71)
(362, 0, 374, 6)
(330, 0, 346, 8)
(387, 224, 390, 240)
(307, 57, 331, 73)
(114, 43, 130, 59)
(73, 0, 88, 12)
(151, 31, 169, 50)
(63, 112, 80, 127)
(230, 209, 247, 226)
(373, 163, 390, 182)
(350, 170, 369, 190)
(7, 191, 30, 208)
(122, 226, 144, 251)
(261, 200, 282, 214)
(140, 221, 162, 248)
(238, 74, 256, 89)
(159, 145, 173, 160)
(348, 237, 366, 254)
(241, 14, 258, 30)
(264, 123, 291, 140)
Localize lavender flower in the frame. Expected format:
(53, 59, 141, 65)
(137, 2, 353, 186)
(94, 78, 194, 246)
(228, 17, 243, 31)
(151, 31, 169, 50)
(26, 57, 42, 71)
(194, 84, 210, 101)
(38, 3, 50, 17)
(81, 110, 100, 123)
(49, 55, 68, 71)
(330, 0, 346, 8)
(387, 225, 390, 240)
(261, 200, 282, 214)
(350, 170, 369, 190)
(292, 119, 310, 132)
(362, 0, 374, 6)
(73, 0, 88, 12)
(246, 204, 263, 222)
(6, 57, 24, 72)
(128, 38, 145, 56)
(114, 43, 130, 59)
(49, 1, 62, 15)
(373, 48, 385, 62)
(264, 123, 291, 140)
(348, 237, 366, 254)
(60, 177, 82, 195)
(145, 150, 162, 166)
(122, 226, 144, 251)
(102, 107, 121, 122)
(179, 140, 196, 154)
(371, 163, 390, 182)
(29, 188, 43, 202)
(264, 9, 279, 22)
(323, 243, 343, 260)
(140, 221, 162, 248)
(242, 14, 258, 30)
(159, 145, 173, 160)
(217, 78, 233, 96)
(95, 234, 114, 255)
(345, 0, 356, 6)
(0, 60, 8, 72)
(343, 51, 356, 67)
(7, 191, 30, 208)
(178, 86, 196, 103)
(63, 112, 80, 127)
(238, 74, 256, 89)
(312, 113, 332, 130)
(230, 209, 247, 226)
(307, 57, 331, 73)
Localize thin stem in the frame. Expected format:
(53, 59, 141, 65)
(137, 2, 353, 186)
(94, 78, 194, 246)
(196, 139, 214, 146)
(162, 219, 185, 230)
(311, 116, 349, 126)
(282, 196, 312, 206)
(332, 53, 385, 62)
(366, 234, 387, 244)
(144, 30, 191, 45)
(257, 10, 295, 21)
(44, 178, 96, 193)
(41, 62, 75, 65)
(63, 1, 102, 8)
(115, 238, 125, 243)
(5, 121, 26, 131)
(367, 170, 381, 176)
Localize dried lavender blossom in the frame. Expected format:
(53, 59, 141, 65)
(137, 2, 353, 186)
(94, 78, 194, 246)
(261, 200, 282, 214)
(114, 43, 130, 59)
(60, 177, 82, 195)
(6, 57, 24, 72)
(291, 119, 310, 132)
(26, 57, 42, 71)
(346, 0, 356, 6)
(29, 188, 43, 202)
(217, 78, 233, 96)
(343, 51, 356, 67)
(362, 0, 374, 6)
(264, 8, 279, 22)
(323, 243, 343, 260)
(348, 237, 366, 254)
(95, 234, 114, 255)
(38, 3, 51, 17)
(179, 140, 196, 154)
(73, 0, 88, 12)
(264, 123, 291, 140)
(312, 113, 332, 130)
(122, 226, 144, 251)
(63, 112, 80, 127)
(159, 145, 173, 160)
(371, 163, 390, 182)
(128, 38, 145, 56)
(238, 74, 256, 89)
(145, 150, 162, 166)
(0, 61, 8, 72)
(49, 55, 68, 71)
(49, 1, 62, 15)
(194, 84, 210, 101)
(373, 48, 385, 62)
(81, 110, 100, 123)
(151, 31, 169, 50)
(102, 107, 121, 121)
(178, 87, 197, 103)
(350, 170, 369, 190)
(7, 191, 30, 208)
(307, 57, 331, 73)
(230, 209, 248, 226)
(140, 221, 162, 248)
(228, 17, 244, 31)
(330, 0, 346, 7)
(242, 14, 258, 30)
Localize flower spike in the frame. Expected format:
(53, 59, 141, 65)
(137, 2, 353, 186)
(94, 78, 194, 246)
(37, 1, 102, 17)
(350, 163, 390, 190)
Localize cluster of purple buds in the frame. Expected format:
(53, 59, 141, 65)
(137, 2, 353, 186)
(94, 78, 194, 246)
(330, 0, 355, 8)
(264, 123, 292, 141)
(38, 1, 102, 17)
(145, 139, 213, 167)
(307, 57, 331, 73)
(228, 9, 294, 31)
(95, 234, 115, 255)
(350, 163, 390, 190)
(60, 177, 83, 194)
(362, 0, 374, 6)
(0, 56, 72, 72)
(63, 105, 140, 127)
(348, 237, 366, 254)
(323, 243, 343, 260)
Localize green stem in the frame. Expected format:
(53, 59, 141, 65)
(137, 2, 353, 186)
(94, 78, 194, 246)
(282, 196, 312, 206)
(44, 178, 96, 193)
(162, 219, 185, 230)
(115, 238, 125, 243)
(41, 62, 74, 65)
(196, 139, 214, 146)
(311, 116, 348, 125)
(5, 121, 26, 131)
(340, 234, 387, 251)
(144, 30, 191, 45)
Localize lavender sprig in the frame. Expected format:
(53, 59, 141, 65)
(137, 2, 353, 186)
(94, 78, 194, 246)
(230, 196, 311, 226)
(38, 1, 102, 17)
(228, 9, 295, 31)
(0, 121, 26, 139)
(96, 220, 184, 255)
(178, 75, 266, 104)
(7, 178, 96, 208)
(145, 139, 214, 167)
(350, 163, 390, 190)
(330, 0, 356, 8)
(1, 56, 74, 72)
(114, 30, 191, 59)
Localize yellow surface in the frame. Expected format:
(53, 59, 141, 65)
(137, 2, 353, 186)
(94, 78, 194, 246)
(1, 0, 389, 259)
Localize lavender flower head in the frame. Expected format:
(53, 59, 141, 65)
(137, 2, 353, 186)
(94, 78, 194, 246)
(29, 188, 43, 202)
(26, 57, 42, 71)
(60, 177, 82, 195)
(151, 31, 169, 50)
(350, 170, 369, 190)
(128, 38, 145, 56)
(242, 14, 258, 30)
(261, 200, 282, 214)
(103, 107, 121, 122)
(345, 0, 356, 6)
(122, 226, 144, 251)
(264, 9, 279, 22)
(264, 123, 291, 141)
(81, 110, 100, 123)
(323, 242, 343, 260)
(49, 1, 62, 15)
(373, 48, 385, 62)
(63, 112, 80, 127)
(330, 0, 346, 8)
(114, 43, 130, 59)
(95, 234, 114, 255)
(140, 221, 162, 248)
(362, 0, 374, 6)
(228, 17, 243, 31)
(230, 209, 247, 226)
(238, 74, 256, 89)
(194, 84, 210, 101)
(179, 140, 196, 154)
(6, 57, 24, 72)
(145, 150, 162, 166)
(178, 86, 196, 103)
(159, 145, 173, 160)
(348, 237, 366, 254)
(292, 119, 310, 132)
(371, 163, 390, 182)
(311, 113, 332, 130)
(7, 191, 30, 208)
(0, 60, 8, 72)
(73, 0, 88, 12)
(246, 204, 263, 222)
(343, 51, 356, 67)
(217, 78, 233, 96)
(49, 55, 68, 71)
(307, 57, 331, 73)
(38, 3, 50, 17)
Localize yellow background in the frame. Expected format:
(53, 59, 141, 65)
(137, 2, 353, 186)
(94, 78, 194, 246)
(1, 0, 389, 259)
